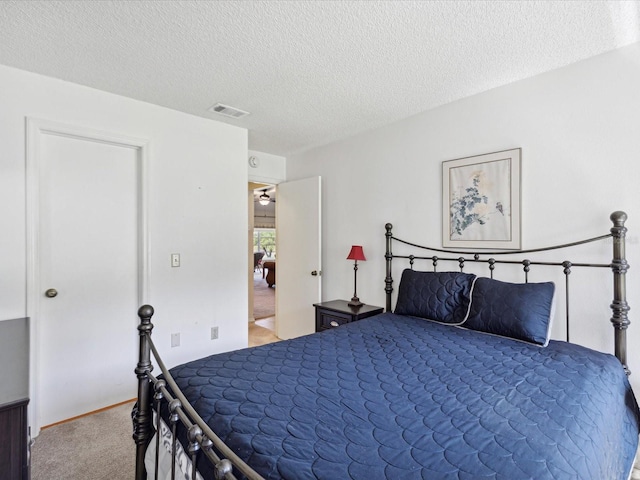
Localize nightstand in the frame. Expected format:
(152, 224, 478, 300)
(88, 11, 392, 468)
(314, 300, 384, 332)
(0, 318, 30, 480)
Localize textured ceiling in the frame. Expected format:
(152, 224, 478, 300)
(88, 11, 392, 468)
(0, 1, 639, 156)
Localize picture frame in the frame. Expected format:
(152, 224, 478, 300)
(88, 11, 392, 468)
(442, 148, 521, 249)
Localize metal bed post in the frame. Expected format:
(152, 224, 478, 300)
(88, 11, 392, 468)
(133, 304, 155, 480)
(610, 211, 630, 374)
(385, 223, 394, 312)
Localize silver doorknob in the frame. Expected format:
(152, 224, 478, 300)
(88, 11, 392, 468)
(45, 288, 58, 298)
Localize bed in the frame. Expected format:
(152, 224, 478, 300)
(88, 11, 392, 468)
(133, 211, 639, 480)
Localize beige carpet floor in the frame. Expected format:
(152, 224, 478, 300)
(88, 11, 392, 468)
(31, 401, 135, 480)
(254, 271, 275, 319)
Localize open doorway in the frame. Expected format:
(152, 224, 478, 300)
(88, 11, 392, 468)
(252, 228, 276, 337)
(249, 183, 279, 346)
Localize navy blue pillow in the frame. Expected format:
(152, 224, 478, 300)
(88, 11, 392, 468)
(394, 270, 476, 324)
(464, 277, 556, 346)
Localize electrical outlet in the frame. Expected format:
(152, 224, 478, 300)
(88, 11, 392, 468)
(171, 333, 180, 347)
(211, 326, 219, 340)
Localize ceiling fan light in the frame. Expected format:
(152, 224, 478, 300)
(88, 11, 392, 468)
(259, 193, 270, 206)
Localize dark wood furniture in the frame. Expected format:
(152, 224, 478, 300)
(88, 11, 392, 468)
(263, 261, 275, 287)
(314, 300, 383, 332)
(0, 318, 30, 480)
(0, 399, 29, 480)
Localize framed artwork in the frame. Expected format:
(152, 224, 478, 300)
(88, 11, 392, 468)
(442, 148, 521, 249)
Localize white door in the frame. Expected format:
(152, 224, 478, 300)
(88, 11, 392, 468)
(28, 121, 145, 432)
(276, 176, 321, 339)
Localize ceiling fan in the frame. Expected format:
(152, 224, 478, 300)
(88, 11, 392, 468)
(255, 187, 276, 206)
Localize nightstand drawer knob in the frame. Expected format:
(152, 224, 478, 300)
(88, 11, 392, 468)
(330, 321, 339, 327)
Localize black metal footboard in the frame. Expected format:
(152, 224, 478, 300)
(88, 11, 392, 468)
(385, 211, 630, 374)
(133, 305, 264, 480)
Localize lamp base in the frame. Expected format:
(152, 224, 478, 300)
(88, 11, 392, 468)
(348, 297, 363, 308)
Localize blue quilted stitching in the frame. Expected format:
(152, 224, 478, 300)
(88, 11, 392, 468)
(395, 270, 476, 324)
(166, 313, 639, 480)
(465, 277, 555, 346)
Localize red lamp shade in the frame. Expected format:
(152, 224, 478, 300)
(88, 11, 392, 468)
(347, 245, 366, 262)
(347, 245, 365, 307)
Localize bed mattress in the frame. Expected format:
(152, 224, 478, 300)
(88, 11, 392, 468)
(163, 313, 639, 479)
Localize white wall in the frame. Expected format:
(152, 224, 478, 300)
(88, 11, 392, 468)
(247, 149, 286, 185)
(0, 65, 249, 374)
(249, 149, 286, 228)
(288, 42, 640, 391)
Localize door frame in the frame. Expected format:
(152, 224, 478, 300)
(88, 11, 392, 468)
(248, 182, 277, 326)
(25, 117, 149, 435)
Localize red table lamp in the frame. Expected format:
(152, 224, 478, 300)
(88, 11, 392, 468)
(347, 245, 366, 307)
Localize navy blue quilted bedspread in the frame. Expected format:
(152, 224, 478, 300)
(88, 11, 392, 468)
(167, 313, 639, 479)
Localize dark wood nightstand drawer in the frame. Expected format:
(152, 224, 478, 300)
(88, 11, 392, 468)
(314, 300, 384, 332)
(318, 311, 351, 329)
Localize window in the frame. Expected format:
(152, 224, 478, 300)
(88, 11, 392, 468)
(254, 228, 276, 259)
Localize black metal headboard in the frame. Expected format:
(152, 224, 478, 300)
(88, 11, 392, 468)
(384, 211, 630, 374)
